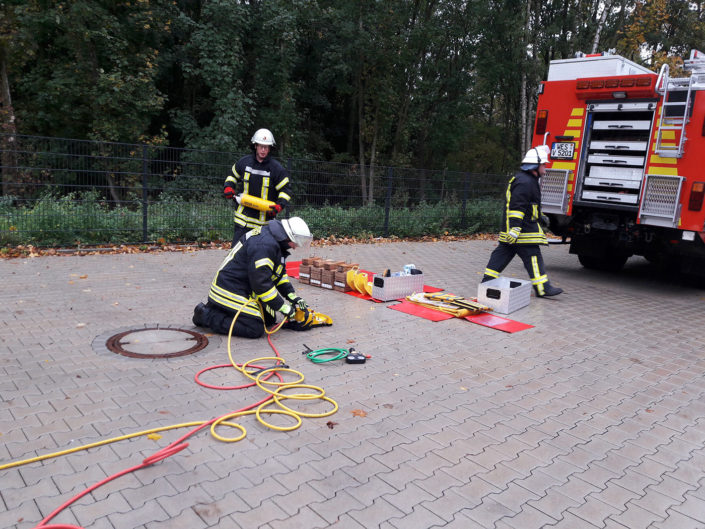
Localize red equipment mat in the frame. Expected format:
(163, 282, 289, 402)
(388, 299, 533, 333)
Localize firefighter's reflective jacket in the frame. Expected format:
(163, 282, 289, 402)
(208, 221, 295, 321)
(498, 169, 547, 245)
(224, 153, 291, 229)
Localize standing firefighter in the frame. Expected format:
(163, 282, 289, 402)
(192, 217, 329, 338)
(224, 128, 292, 247)
(482, 145, 563, 297)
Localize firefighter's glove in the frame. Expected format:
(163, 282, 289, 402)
(224, 186, 236, 200)
(267, 203, 283, 219)
(539, 214, 550, 229)
(284, 308, 313, 332)
(287, 293, 308, 311)
(506, 228, 521, 244)
(279, 303, 294, 320)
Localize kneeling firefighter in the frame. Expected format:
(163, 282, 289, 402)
(192, 217, 331, 338)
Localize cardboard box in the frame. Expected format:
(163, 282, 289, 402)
(321, 270, 335, 289)
(298, 264, 311, 284)
(309, 267, 322, 287)
(477, 277, 531, 314)
(333, 270, 352, 292)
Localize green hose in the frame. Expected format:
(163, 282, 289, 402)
(306, 347, 348, 363)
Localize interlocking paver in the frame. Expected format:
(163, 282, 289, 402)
(2, 241, 705, 528)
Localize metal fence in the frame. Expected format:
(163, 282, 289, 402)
(0, 133, 508, 246)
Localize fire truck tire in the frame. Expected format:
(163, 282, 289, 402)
(577, 253, 628, 272)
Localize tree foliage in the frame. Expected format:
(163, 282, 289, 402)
(2, 0, 704, 179)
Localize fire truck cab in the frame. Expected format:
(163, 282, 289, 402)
(536, 49, 705, 274)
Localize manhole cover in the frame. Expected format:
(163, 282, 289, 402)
(105, 327, 209, 359)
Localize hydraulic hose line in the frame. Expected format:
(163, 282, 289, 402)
(305, 347, 349, 363)
(1, 298, 338, 529)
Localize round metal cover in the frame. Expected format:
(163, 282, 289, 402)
(105, 327, 209, 359)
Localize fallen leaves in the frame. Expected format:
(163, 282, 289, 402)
(0, 234, 499, 260)
(326, 421, 338, 429)
(351, 409, 367, 418)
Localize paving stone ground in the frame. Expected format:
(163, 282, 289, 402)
(1, 239, 705, 529)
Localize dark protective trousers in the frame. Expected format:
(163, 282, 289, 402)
(231, 225, 251, 248)
(483, 242, 549, 295)
(198, 300, 276, 339)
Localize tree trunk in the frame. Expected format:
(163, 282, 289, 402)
(0, 47, 18, 196)
(591, 1, 612, 54)
(520, 0, 531, 152)
(357, 82, 367, 206)
(367, 109, 378, 206)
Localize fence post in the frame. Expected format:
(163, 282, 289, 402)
(383, 167, 393, 237)
(142, 144, 148, 243)
(461, 172, 469, 228)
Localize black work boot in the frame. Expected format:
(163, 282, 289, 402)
(535, 282, 563, 297)
(192, 302, 207, 327)
(481, 275, 494, 283)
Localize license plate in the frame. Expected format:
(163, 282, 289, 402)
(551, 142, 575, 160)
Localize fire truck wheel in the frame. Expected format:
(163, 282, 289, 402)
(578, 253, 628, 272)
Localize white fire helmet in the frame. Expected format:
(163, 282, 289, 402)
(521, 145, 550, 170)
(282, 217, 312, 249)
(251, 128, 276, 146)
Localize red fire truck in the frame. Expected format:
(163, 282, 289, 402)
(536, 49, 705, 274)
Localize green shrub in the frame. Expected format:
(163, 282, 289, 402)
(1, 193, 503, 247)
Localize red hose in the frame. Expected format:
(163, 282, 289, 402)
(34, 330, 284, 528)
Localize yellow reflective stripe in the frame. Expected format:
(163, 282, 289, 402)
(279, 192, 291, 201)
(484, 268, 500, 278)
(210, 281, 248, 302)
(275, 177, 289, 190)
(255, 257, 274, 270)
(517, 237, 548, 244)
(225, 175, 237, 185)
(257, 286, 278, 302)
(234, 212, 266, 227)
(530, 256, 546, 284)
(208, 288, 262, 318)
(508, 210, 524, 219)
(276, 276, 291, 287)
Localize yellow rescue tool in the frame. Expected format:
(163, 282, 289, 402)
(294, 308, 333, 328)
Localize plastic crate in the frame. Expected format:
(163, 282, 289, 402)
(371, 273, 424, 301)
(477, 277, 531, 314)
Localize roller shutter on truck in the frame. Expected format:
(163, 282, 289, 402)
(576, 101, 656, 206)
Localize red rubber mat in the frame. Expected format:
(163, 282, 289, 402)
(388, 299, 533, 333)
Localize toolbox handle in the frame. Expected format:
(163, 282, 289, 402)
(486, 288, 502, 300)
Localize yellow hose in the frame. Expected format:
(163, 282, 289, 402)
(1, 297, 337, 471)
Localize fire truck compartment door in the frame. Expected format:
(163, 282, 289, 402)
(584, 178, 641, 190)
(581, 190, 639, 205)
(589, 140, 648, 151)
(588, 154, 645, 166)
(588, 166, 643, 181)
(591, 120, 651, 131)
